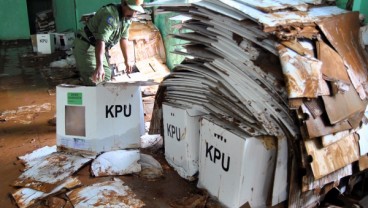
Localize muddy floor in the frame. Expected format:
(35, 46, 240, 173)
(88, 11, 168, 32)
(0, 41, 202, 208)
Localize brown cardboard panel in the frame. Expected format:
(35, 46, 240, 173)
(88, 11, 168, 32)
(303, 112, 352, 139)
(348, 110, 365, 129)
(318, 12, 368, 99)
(303, 98, 324, 119)
(316, 40, 350, 83)
(302, 164, 352, 192)
(322, 87, 366, 125)
(359, 155, 368, 171)
(288, 98, 303, 110)
(304, 134, 360, 179)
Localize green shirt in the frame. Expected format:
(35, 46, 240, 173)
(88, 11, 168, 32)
(86, 4, 131, 47)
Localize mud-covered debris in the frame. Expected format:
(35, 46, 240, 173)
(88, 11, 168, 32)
(0, 103, 52, 124)
(67, 178, 145, 208)
(18, 146, 57, 169)
(139, 153, 164, 180)
(170, 190, 209, 208)
(45, 196, 67, 208)
(12, 177, 81, 208)
(91, 150, 141, 177)
(140, 133, 163, 149)
(13, 152, 91, 192)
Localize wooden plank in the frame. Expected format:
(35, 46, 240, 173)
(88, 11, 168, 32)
(304, 133, 360, 179)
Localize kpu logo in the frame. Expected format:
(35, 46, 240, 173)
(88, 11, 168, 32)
(205, 133, 230, 172)
(106, 105, 131, 118)
(166, 123, 182, 141)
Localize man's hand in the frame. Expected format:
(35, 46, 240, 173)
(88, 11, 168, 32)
(125, 60, 133, 74)
(92, 65, 105, 82)
(92, 40, 106, 83)
(120, 38, 133, 74)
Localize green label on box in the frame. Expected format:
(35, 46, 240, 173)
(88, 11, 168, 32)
(67, 92, 83, 105)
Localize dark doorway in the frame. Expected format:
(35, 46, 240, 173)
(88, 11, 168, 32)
(26, 0, 53, 34)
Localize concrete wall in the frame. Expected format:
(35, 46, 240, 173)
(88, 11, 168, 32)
(53, 0, 120, 32)
(0, 0, 30, 40)
(75, 0, 121, 30)
(53, 0, 77, 32)
(336, 0, 349, 9)
(336, 0, 368, 23)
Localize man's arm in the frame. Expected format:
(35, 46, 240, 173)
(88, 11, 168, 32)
(92, 40, 106, 82)
(120, 38, 133, 74)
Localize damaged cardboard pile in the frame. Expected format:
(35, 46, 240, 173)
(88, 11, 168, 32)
(10, 145, 165, 208)
(148, 0, 368, 207)
(35, 10, 55, 33)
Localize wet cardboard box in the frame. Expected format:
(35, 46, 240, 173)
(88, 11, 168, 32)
(162, 103, 205, 180)
(36, 33, 55, 54)
(56, 83, 145, 155)
(55, 32, 75, 50)
(198, 118, 277, 208)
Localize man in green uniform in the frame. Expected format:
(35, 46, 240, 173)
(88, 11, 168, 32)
(74, 0, 144, 86)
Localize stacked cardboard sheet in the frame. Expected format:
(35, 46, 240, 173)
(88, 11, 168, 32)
(147, 0, 368, 207)
(35, 10, 55, 33)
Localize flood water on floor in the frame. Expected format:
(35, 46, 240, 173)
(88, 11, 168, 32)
(0, 41, 201, 208)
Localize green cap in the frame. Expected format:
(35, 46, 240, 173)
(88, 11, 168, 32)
(126, 0, 145, 13)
